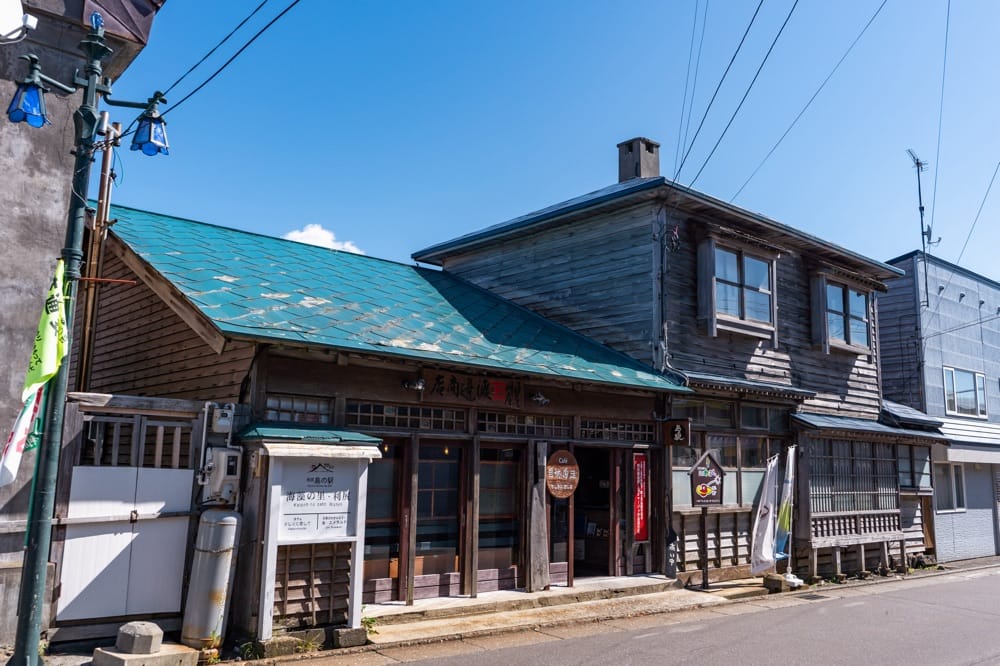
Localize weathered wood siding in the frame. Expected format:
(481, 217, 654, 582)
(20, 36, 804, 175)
(87, 251, 254, 402)
(439, 203, 883, 418)
(670, 508, 755, 585)
(436, 203, 659, 365)
(877, 256, 923, 409)
(665, 217, 882, 417)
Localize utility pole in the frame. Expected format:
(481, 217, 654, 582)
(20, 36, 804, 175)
(907, 149, 932, 307)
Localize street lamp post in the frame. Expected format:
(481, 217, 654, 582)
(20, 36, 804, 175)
(6, 12, 168, 664)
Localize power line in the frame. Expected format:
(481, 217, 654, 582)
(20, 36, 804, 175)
(730, 0, 887, 201)
(955, 160, 1000, 264)
(923, 160, 1000, 331)
(677, 1, 710, 176)
(927, 0, 951, 243)
(163, 1, 271, 96)
(673, 0, 765, 181)
(674, 0, 702, 176)
(923, 311, 1000, 340)
(687, 0, 800, 189)
(163, 0, 303, 117)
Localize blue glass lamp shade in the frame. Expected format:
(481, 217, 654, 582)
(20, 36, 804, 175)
(131, 114, 169, 156)
(7, 82, 47, 128)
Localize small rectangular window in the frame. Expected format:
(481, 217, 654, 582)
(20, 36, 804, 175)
(740, 405, 768, 429)
(699, 237, 777, 343)
(935, 463, 966, 512)
(943, 367, 988, 418)
(812, 275, 871, 353)
(713, 247, 773, 324)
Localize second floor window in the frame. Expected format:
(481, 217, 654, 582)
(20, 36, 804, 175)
(810, 273, 872, 354)
(715, 247, 773, 324)
(943, 367, 987, 417)
(826, 283, 869, 347)
(697, 236, 777, 344)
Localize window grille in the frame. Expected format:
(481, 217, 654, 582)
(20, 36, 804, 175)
(346, 402, 466, 431)
(809, 439, 898, 514)
(579, 420, 655, 443)
(477, 411, 571, 438)
(265, 394, 332, 424)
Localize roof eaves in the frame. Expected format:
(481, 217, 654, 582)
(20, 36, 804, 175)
(665, 181, 904, 279)
(792, 413, 948, 443)
(683, 371, 816, 400)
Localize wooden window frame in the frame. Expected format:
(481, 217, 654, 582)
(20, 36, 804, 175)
(896, 444, 932, 492)
(810, 273, 873, 355)
(942, 367, 988, 419)
(808, 439, 899, 514)
(697, 236, 778, 345)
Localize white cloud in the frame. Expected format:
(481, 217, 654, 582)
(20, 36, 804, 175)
(283, 224, 364, 254)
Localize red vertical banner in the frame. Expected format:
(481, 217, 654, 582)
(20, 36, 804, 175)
(633, 452, 648, 541)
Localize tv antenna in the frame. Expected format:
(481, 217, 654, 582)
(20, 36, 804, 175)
(907, 149, 940, 249)
(907, 149, 938, 307)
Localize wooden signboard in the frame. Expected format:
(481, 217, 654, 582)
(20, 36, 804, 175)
(689, 450, 725, 507)
(664, 418, 690, 446)
(545, 450, 579, 499)
(688, 450, 726, 589)
(419, 370, 523, 409)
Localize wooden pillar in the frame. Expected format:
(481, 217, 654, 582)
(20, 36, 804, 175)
(624, 450, 635, 576)
(611, 449, 622, 576)
(651, 446, 666, 574)
(857, 543, 866, 573)
(899, 539, 908, 573)
(833, 546, 842, 577)
(403, 434, 419, 605)
(462, 436, 480, 597)
(881, 541, 890, 570)
(809, 547, 818, 581)
(567, 443, 575, 588)
(526, 440, 550, 592)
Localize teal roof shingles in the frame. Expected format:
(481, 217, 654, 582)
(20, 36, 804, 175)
(109, 205, 688, 394)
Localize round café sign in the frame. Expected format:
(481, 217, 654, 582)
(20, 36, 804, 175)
(546, 450, 580, 499)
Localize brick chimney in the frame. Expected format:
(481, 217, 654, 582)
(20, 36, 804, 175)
(617, 137, 661, 182)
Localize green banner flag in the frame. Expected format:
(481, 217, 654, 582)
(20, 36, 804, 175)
(21, 260, 67, 403)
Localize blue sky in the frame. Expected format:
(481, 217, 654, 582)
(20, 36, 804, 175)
(103, 1, 1000, 280)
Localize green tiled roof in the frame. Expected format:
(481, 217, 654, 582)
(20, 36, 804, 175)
(108, 205, 689, 394)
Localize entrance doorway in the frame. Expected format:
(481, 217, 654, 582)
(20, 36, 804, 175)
(573, 447, 612, 576)
(416, 443, 462, 578)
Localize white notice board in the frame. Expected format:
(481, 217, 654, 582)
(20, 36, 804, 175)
(259, 446, 374, 639)
(277, 459, 355, 543)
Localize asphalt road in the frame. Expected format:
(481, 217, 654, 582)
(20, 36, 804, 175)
(375, 568, 1000, 666)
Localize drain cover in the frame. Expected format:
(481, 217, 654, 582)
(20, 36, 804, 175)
(797, 593, 828, 600)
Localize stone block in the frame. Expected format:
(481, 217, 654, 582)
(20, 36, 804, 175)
(332, 627, 368, 648)
(93, 642, 198, 666)
(116, 621, 163, 654)
(762, 573, 790, 594)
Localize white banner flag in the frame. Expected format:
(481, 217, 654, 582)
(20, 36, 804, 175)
(750, 454, 780, 575)
(0, 386, 44, 487)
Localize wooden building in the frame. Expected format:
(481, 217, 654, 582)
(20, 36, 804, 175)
(413, 137, 947, 581)
(76, 204, 690, 635)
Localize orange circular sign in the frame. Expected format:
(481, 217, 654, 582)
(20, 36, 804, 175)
(546, 450, 580, 499)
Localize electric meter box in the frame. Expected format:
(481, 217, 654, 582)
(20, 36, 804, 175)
(202, 448, 242, 505)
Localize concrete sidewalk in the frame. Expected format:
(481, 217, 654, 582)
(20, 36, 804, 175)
(361, 575, 765, 647)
